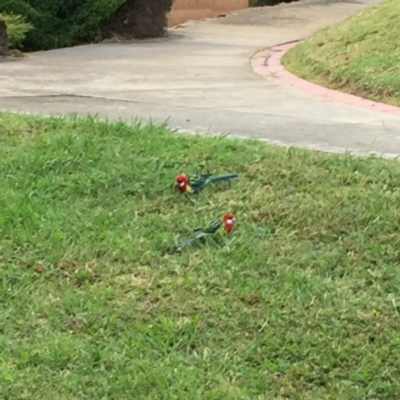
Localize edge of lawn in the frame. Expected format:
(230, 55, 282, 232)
(280, 0, 400, 108)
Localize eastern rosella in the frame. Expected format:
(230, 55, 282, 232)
(175, 172, 238, 194)
(177, 213, 235, 251)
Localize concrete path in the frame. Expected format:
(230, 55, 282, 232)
(1, 0, 400, 156)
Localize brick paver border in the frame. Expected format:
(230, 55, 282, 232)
(252, 41, 400, 117)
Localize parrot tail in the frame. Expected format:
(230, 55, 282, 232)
(177, 235, 202, 251)
(209, 173, 238, 183)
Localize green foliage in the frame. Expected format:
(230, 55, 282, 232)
(2, 111, 400, 398)
(1, 0, 126, 50)
(1, 0, 173, 50)
(0, 13, 33, 48)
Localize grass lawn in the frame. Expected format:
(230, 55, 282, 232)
(2, 111, 400, 399)
(281, 0, 400, 107)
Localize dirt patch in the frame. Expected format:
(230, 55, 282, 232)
(100, 0, 174, 40)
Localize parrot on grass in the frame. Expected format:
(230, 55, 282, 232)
(175, 172, 238, 194)
(176, 212, 235, 251)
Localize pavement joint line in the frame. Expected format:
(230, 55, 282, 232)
(2, 94, 386, 125)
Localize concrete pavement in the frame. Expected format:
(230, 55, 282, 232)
(1, 0, 400, 156)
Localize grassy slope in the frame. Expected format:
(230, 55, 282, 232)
(281, 0, 400, 107)
(2, 112, 400, 399)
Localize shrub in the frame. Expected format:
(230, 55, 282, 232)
(1, 0, 174, 51)
(0, 13, 33, 49)
(1, 0, 127, 50)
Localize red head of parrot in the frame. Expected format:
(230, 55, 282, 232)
(222, 212, 235, 233)
(175, 173, 189, 193)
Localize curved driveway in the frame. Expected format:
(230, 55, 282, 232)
(1, 0, 400, 156)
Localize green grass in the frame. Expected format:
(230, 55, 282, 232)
(2, 111, 400, 399)
(281, 0, 400, 107)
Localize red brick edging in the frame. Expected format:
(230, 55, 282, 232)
(251, 42, 400, 116)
